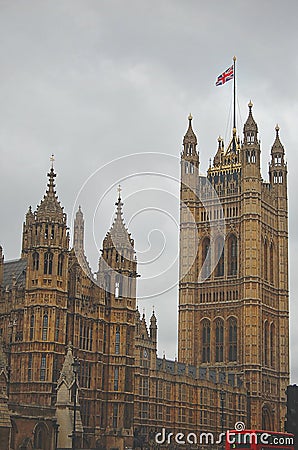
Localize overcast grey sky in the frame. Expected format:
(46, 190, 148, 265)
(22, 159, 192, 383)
(1, 0, 298, 379)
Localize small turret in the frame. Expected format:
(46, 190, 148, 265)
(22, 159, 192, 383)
(73, 206, 93, 278)
(213, 136, 224, 166)
(149, 308, 157, 344)
(241, 101, 261, 179)
(181, 114, 200, 201)
(269, 125, 287, 188)
(97, 188, 138, 309)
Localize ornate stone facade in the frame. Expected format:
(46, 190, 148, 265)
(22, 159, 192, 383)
(178, 104, 289, 431)
(0, 103, 288, 449)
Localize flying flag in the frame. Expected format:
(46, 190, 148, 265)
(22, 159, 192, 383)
(215, 65, 234, 86)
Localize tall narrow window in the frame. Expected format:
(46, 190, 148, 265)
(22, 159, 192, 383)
(30, 314, 35, 340)
(52, 354, 59, 382)
(264, 321, 269, 366)
(105, 274, 111, 304)
(264, 241, 268, 281)
(115, 276, 120, 298)
(42, 314, 48, 341)
(216, 237, 224, 277)
(215, 318, 224, 362)
(55, 314, 60, 341)
(269, 243, 274, 284)
(114, 367, 119, 390)
(40, 353, 46, 381)
(202, 237, 211, 279)
(89, 326, 93, 351)
(112, 404, 118, 428)
(45, 224, 49, 239)
(57, 254, 63, 276)
(270, 323, 275, 368)
(228, 318, 237, 362)
(32, 252, 39, 271)
(51, 224, 55, 239)
(44, 252, 53, 275)
(202, 319, 210, 363)
(28, 353, 33, 381)
(228, 235, 237, 276)
(115, 326, 120, 354)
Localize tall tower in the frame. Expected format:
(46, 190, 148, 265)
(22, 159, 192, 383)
(97, 190, 138, 449)
(178, 104, 289, 431)
(14, 162, 69, 408)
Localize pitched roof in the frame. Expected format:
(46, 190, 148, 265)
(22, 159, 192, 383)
(2, 259, 27, 289)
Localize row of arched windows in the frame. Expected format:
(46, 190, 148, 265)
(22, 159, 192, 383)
(201, 234, 238, 279)
(32, 252, 64, 276)
(202, 317, 237, 363)
(29, 312, 61, 342)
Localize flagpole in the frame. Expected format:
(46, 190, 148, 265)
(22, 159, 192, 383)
(233, 56, 236, 131)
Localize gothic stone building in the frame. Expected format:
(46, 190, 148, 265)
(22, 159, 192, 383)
(0, 102, 288, 449)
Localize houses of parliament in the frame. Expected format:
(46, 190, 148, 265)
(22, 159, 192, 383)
(0, 102, 289, 449)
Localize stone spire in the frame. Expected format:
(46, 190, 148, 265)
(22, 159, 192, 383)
(271, 124, 285, 156)
(73, 206, 93, 278)
(150, 308, 157, 343)
(243, 101, 258, 135)
(56, 344, 83, 449)
(213, 136, 224, 166)
(183, 113, 197, 145)
(36, 161, 65, 222)
(103, 187, 134, 251)
(57, 344, 76, 388)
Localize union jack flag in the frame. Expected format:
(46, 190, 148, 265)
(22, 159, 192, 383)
(215, 65, 234, 86)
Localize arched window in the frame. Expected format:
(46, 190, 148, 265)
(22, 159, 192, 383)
(216, 237, 224, 277)
(115, 276, 120, 299)
(215, 318, 224, 362)
(270, 323, 275, 368)
(264, 241, 268, 281)
(115, 326, 120, 354)
(45, 224, 49, 239)
(44, 252, 53, 275)
(228, 235, 237, 276)
(55, 313, 60, 341)
(264, 321, 269, 366)
(202, 319, 210, 363)
(228, 317, 237, 362)
(34, 423, 48, 450)
(32, 252, 39, 271)
(42, 314, 48, 341)
(105, 273, 111, 304)
(114, 367, 119, 390)
(269, 243, 274, 284)
(40, 354, 46, 381)
(28, 353, 33, 381)
(57, 254, 63, 276)
(202, 237, 211, 279)
(30, 314, 34, 340)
